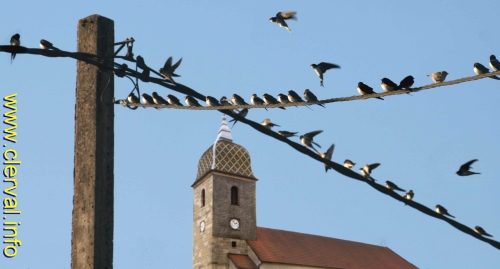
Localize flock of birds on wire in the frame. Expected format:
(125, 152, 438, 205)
(6, 11, 499, 239)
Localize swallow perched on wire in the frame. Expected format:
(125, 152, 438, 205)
(310, 62, 340, 87)
(403, 190, 414, 200)
(343, 159, 355, 169)
(136, 55, 147, 70)
(303, 89, 325, 108)
(114, 64, 128, 78)
(220, 96, 233, 106)
(167, 94, 183, 106)
(159, 57, 182, 84)
(436, 204, 455, 218)
(427, 71, 448, 83)
(288, 90, 312, 110)
(39, 39, 59, 50)
(185, 96, 202, 107)
(251, 94, 267, 110)
(261, 118, 280, 130)
(232, 94, 249, 106)
(206, 96, 221, 107)
(300, 130, 323, 151)
(357, 82, 384, 100)
(229, 108, 248, 128)
(474, 62, 500, 80)
(474, 226, 493, 237)
(277, 93, 290, 104)
(318, 144, 335, 173)
(381, 78, 400, 92)
(127, 93, 140, 104)
(141, 93, 157, 109)
(359, 163, 380, 182)
(456, 159, 480, 176)
(152, 92, 169, 105)
(263, 93, 285, 110)
(278, 131, 298, 138)
(10, 34, 20, 62)
(385, 181, 406, 192)
(399, 75, 414, 89)
(490, 55, 500, 72)
(269, 11, 297, 33)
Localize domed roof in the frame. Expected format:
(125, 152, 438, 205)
(194, 116, 256, 184)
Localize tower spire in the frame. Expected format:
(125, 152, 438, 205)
(215, 115, 233, 143)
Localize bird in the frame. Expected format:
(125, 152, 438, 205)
(304, 89, 325, 108)
(359, 163, 381, 182)
(152, 92, 169, 105)
(251, 94, 267, 110)
(10, 34, 20, 62)
(269, 11, 297, 33)
(288, 90, 312, 110)
(277, 131, 298, 138)
(300, 130, 323, 151)
(310, 62, 340, 87)
(185, 96, 202, 107)
(232, 94, 249, 106)
(381, 78, 400, 92)
(229, 108, 248, 128)
(277, 94, 290, 104)
(262, 94, 285, 110)
(167, 94, 183, 106)
(456, 159, 480, 176)
(427, 71, 449, 83)
(141, 93, 156, 109)
(127, 93, 140, 104)
(385, 181, 406, 192)
(473, 62, 500, 80)
(220, 96, 233, 106)
(206, 96, 221, 107)
(490, 55, 500, 72)
(357, 82, 384, 100)
(136, 55, 147, 70)
(261, 118, 280, 130)
(474, 226, 493, 237)
(343, 159, 355, 169)
(318, 144, 335, 173)
(403, 190, 414, 200)
(159, 57, 183, 84)
(114, 64, 127, 78)
(39, 39, 59, 50)
(399, 75, 414, 89)
(436, 204, 455, 218)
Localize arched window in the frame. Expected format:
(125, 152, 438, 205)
(231, 186, 238, 205)
(201, 189, 205, 207)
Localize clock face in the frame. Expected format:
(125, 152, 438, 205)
(230, 219, 239, 230)
(200, 221, 205, 232)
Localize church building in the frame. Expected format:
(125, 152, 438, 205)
(192, 116, 417, 269)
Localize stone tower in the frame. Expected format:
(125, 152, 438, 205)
(192, 116, 257, 269)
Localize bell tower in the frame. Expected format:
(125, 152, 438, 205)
(192, 116, 257, 269)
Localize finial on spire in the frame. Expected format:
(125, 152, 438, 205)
(216, 115, 233, 143)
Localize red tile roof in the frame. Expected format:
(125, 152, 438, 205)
(227, 254, 258, 269)
(247, 227, 418, 269)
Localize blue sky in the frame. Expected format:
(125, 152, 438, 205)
(1, 1, 499, 268)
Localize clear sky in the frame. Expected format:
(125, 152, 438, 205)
(1, 1, 499, 268)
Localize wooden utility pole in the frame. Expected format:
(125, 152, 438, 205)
(72, 14, 114, 269)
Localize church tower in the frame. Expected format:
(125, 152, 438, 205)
(192, 116, 257, 269)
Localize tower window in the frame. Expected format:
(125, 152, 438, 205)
(232, 241, 237, 248)
(231, 186, 238, 205)
(201, 189, 205, 207)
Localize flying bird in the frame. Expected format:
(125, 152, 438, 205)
(141, 93, 156, 109)
(359, 163, 381, 182)
(357, 82, 384, 100)
(251, 94, 267, 110)
(269, 11, 297, 33)
(152, 92, 169, 105)
(399, 75, 414, 89)
(167, 94, 183, 106)
(229, 108, 248, 128)
(278, 131, 298, 138)
(39, 39, 59, 50)
(127, 93, 140, 104)
(159, 57, 183, 84)
(456, 159, 480, 176)
(206, 96, 221, 107)
(10, 34, 20, 62)
(304, 89, 325, 108)
(220, 96, 233, 106)
(473, 62, 500, 80)
(385, 181, 406, 192)
(343, 159, 355, 169)
(427, 71, 448, 83)
(300, 130, 323, 151)
(436, 204, 455, 218)
(310, 62, 340, 87)
(261, 118, 280, 130)
(403, 190, 414, 201)
(185, 96, 202, 107)
(490, 55, 500, 71)
(318, 144, 335, 173)
(263, 94, 285, 110)
(232, 94, 249, 106)
(474, 226, 493, 237)
(381, 78, 400, 92)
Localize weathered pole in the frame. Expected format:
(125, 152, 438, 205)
(72, 15, 114, 269)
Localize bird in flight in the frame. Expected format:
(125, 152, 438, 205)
(310, 62, 340, 87)
(456, 159, 480, 176)
(269, 11, 297, 33)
